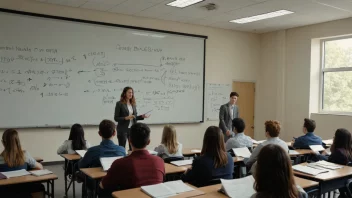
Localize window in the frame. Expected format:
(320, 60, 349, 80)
(321, 37, 352, 113)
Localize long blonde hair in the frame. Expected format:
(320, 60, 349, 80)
(161, 125, 178, 154)
(1, 129, 25, 167)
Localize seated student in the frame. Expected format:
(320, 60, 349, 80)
(182, 126, 234, 187)
(328, 128, 352, 165)
(99, 123, 165, 193)
(246, 120, 288, 172)
(78, 120, 126, 168)
(57, 123, 91, 154)
(252, 144, 308, 198)
(225, 118, 253, 151)
(0, 129, 45, 197)
(154, 125, 183, 159)
(292, 118, 323, 149)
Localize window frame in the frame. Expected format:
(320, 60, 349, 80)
(319, 36, 352, 114)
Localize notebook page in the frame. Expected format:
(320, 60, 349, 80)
(221, 176, 255, 198)
(309, 145, 325, 152)
(232, 147, 251, 158)
(293, 164, 329, 176)
(141, 183, 176, 198)
(30, 169, 53, 176)
(1, 169, 31, 178)
(164, 180, 194, 193)
(100, 156, 123, 171)
(75, 150, 87, 157)
(170, 160, 193, 166)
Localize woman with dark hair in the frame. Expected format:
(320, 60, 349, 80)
(328, 128, 352, 165)
(252, 144, 307, 198)
(182, 126, 233, 187)
(114, 86, 149, 150)
(57, 124, 90, 154)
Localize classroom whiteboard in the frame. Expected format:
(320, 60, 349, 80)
(206, 83, 231, 121)
(0, 10, 206, 128)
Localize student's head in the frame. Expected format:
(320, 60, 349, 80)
(69, 124, 87, 150)
(265, 120, 281, 138)
(303, 118, 316, 134)
(98, 120, 116, 139)
(1, 129, 25, 167)
(332, 128, 352, 157)
(254, 144, 298, 198)
(229, 92, 239, 105)
(120, 86, 136, 105)
(161, 125, 178, 154)
(201, 126, 228, 168)
(129, 123, 150, 149)
(232, 118, 245, 133)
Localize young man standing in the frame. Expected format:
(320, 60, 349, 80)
(219, 92, 239, 142)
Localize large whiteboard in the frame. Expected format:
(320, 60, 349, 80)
(206, 83, 231, 121)
(0, 10, 206, 128)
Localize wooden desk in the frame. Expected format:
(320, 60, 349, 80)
(182, 148, 201, 157)
(34, 157, 44, 163)
(0, 174, 58, 198)
(294, 162, 352, 195)
(60, 154, 81, 198)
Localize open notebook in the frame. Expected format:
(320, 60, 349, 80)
(100, 156, 124, 171)
(220, 176, 256, 198)
(309, 145, 325, 152)
(232, 147, 251, 158)
(75, 150, 87, 157)
(293, 164, 329, 176)
(170, 159, 193, 166)
(0, 169, 54, 179)
(141, 180, 202, 198)
(309, 161, 343, 170)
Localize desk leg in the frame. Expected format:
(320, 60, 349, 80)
(71, 161, 76, 198)
(64, 159, 68, 198)
(51, 179, 55, 198)
(93, 179, 98, 198)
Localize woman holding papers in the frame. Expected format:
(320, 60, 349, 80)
(181, 126, 233, 187)
(57, 123, 91, 154)
(114, 86, 150, 150)
(0, 129, 45, 197)
(252, 144, 308, 198)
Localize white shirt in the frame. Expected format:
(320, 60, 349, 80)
(127, 104, 133, 128)
(230, 105, 235, 119)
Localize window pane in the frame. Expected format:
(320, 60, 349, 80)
(324, 38, 352, 68)
(323, 71, 352, 112)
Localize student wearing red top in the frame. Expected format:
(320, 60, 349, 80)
(99, 122, 165, 195)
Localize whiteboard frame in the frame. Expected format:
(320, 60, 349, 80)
(0, 8, 207, 127)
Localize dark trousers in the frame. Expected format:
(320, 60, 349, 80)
(117, 128, 131, 151)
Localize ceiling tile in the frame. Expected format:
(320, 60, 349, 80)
(47, 0, 87, 7)
(80, 1, 125, 11)
(108, 0, 158, 15)
(314, 0, 352, 12)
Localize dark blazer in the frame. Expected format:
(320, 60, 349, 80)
(181, 152, 233, 187)
(328, 148, 352, 165)
(219, 103, 239, 141)
(114, 101, 144, 134)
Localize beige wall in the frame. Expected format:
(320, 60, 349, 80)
(0, 0, 260, 161)
(259, 17, 352, 141)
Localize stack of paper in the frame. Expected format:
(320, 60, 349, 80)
(312, 161, 343, 170)
(141, 180, 198, 198)
(232, 147, 251, 158)
(220, 176, 256, 198)
(100, 156, 123, 171)
(0, 169, 31, 178)
(170, 159, 193, 166)
(75, 150, 87, 157)
(292, 164, 329, 176)
(309, 145, 325, 152)
(148, 150, 158, 155)
(30, 169, 53, 176)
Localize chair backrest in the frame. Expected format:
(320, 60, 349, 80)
(164, 156, 184, 163)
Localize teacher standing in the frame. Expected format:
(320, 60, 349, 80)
(219, 92, 239, 142)
(114, 86, 149, 150)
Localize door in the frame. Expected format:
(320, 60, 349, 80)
(232, 81, 255, 138)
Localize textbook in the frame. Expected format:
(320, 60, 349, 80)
(0, 169, 31, 178)
(170, 159, 193, 166)
(75, 150, 87, 157)
(100, 156, 124, 171)
(292, 164, 329, 176)
(141, 180, 201, 198)
(232, 147, 251, 158)
(219, 176, 256, 198)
